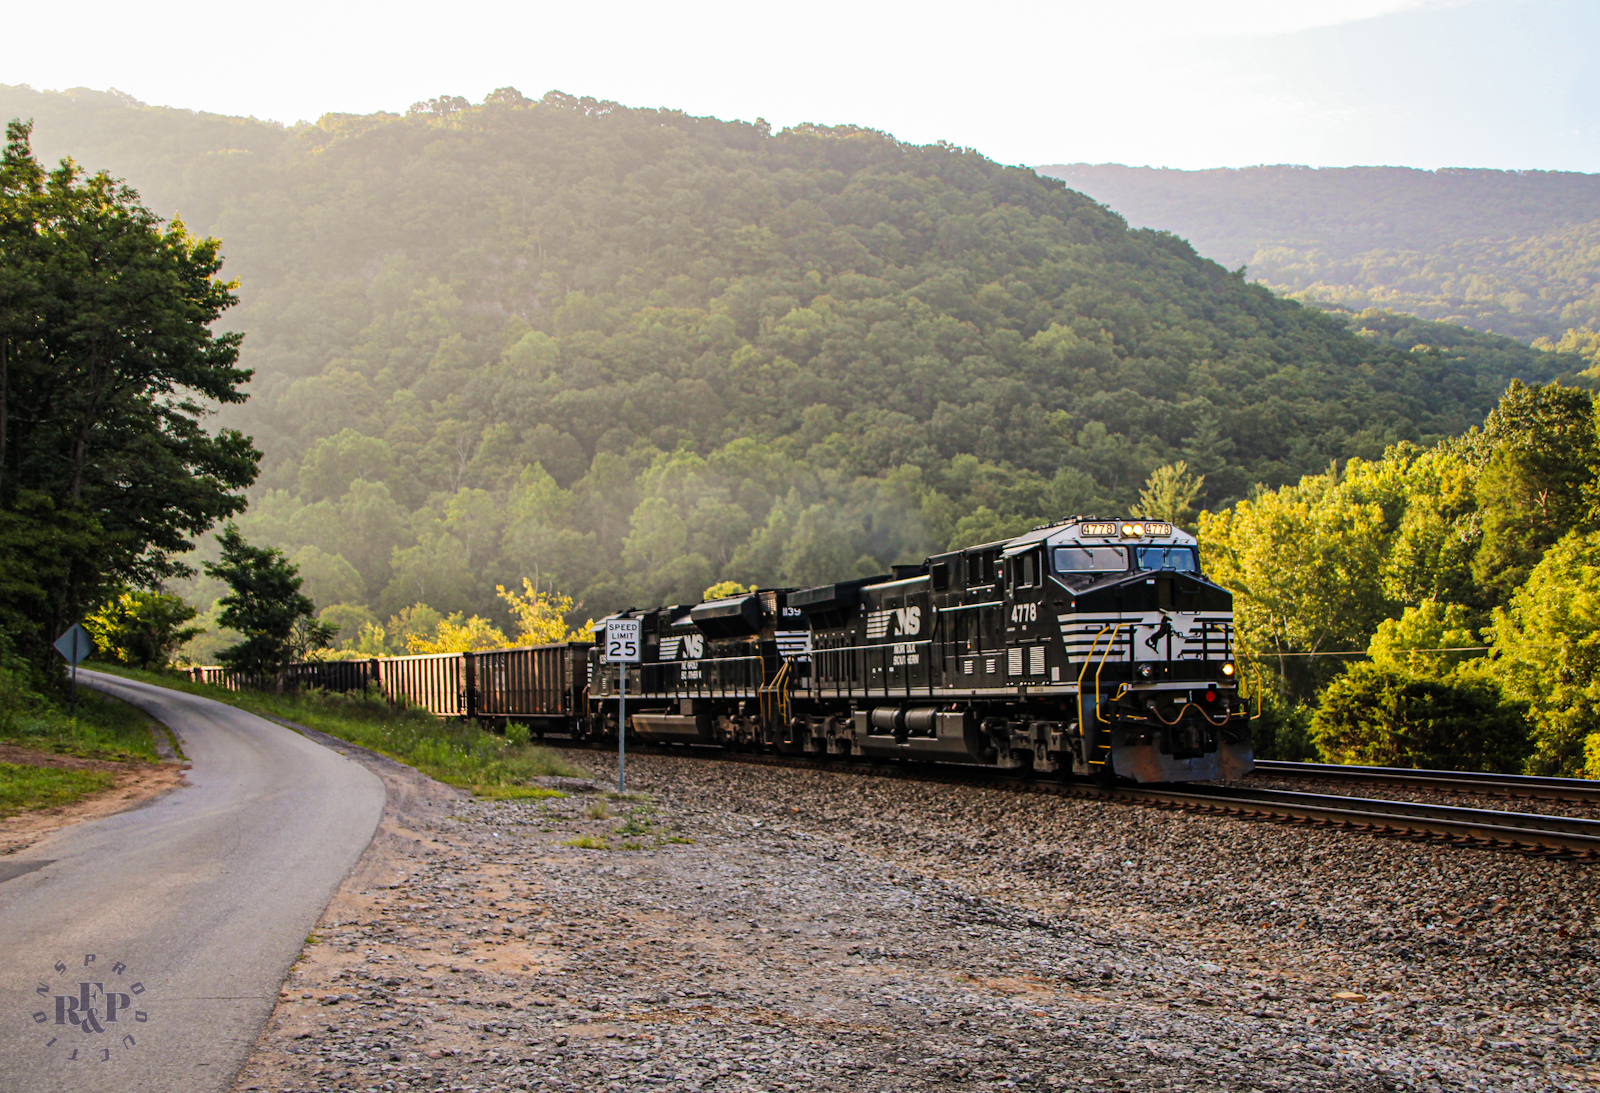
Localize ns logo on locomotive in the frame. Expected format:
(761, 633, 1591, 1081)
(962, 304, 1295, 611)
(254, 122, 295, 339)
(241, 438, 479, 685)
(586, 518, 1254, 783)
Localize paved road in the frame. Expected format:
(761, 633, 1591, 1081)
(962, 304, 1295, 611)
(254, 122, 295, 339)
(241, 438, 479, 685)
(0, 671, 386, 1092)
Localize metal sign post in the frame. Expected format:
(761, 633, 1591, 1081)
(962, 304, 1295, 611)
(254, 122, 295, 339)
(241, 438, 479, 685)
(603, 618, 641, 793)
(52, 623, 96, 720)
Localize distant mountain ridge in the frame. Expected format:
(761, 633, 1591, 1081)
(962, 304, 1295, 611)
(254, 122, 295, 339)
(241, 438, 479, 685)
(1037, 163, 1600, 343)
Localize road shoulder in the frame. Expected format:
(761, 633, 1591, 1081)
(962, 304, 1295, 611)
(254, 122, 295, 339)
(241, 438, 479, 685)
(0, 743, 186, 855)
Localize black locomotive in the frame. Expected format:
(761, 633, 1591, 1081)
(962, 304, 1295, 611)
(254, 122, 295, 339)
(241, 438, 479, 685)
(591, 518, 1253, 783)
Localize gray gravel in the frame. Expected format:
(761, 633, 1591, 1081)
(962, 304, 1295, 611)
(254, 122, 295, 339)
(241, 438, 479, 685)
(231, 748, 1600, 1093)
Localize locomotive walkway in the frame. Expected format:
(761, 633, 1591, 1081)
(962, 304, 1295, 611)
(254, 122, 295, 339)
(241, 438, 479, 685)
(0, 671, 385, 1093)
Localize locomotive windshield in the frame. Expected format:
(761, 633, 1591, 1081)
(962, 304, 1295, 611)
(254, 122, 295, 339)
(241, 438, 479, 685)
(1136, 546, 1198, 572)
(1052, 545, 1129, 573)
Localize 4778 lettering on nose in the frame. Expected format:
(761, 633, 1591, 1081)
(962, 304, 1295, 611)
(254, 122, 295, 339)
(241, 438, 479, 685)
(32, 953, 150, 1062)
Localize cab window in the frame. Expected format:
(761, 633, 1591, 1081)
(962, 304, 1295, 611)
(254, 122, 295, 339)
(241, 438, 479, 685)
(1010, 551, 1038, 589)
(1136, 546, 1197, 572)
(1052, 545, 1129, 573)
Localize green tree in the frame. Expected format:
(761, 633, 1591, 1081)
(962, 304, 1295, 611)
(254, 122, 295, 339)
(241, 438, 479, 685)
(1469, 380, 1598, 603)
(84, 589, 202, 669)
(289, 546, 364, 608)
(1200, 465, 1392, 699)
(384, 603, 444, 651)
(497, 579, 587, 644)
(203, 525, 323, 675)
(296, 430, 396, 503)
(404, 613, 508, 653)
(1366, 600, 1481, 678)
(1134, 461, 1204, 527)
(1310, 662, 1530, 773)
(317, 603, 377, 651)
(0, 119, 257, 670)
(1487, 528, 1600, 775)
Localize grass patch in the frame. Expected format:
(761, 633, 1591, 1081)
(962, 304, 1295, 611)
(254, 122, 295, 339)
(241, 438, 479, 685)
(0, 762, 116, 817)
(473, 785, 566, 801)
(614, 807, 654, 837)
(562, 834, 610, 850)
(585, 800, 611, 820)
(93, 665, 585, 797)
(610, 803, 692, 848)
(0, 666, 162, 761)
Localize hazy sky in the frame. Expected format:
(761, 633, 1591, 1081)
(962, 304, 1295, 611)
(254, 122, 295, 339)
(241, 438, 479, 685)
(8, 0, 1598, 171)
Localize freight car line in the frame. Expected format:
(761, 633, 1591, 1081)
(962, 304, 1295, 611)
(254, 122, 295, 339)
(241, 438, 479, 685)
(1253, 760, 1600, 803)
(554, 742, 1600, 860)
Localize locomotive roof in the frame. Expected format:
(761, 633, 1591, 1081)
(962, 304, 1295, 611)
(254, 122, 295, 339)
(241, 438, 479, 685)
(996, 518, 1198, 557)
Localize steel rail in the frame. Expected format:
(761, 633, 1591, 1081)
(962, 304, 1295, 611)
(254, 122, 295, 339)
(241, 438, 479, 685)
(554, 739, 1600, 860)
(1099, 783, 1600, 858)
(1252, 759, 1600, 802)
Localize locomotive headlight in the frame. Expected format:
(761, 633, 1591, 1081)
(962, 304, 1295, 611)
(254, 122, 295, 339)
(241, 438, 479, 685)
(1121, 522, 1146, 537)
(1221, 662, 1236, 677)
(1137, 663, 1155, 680)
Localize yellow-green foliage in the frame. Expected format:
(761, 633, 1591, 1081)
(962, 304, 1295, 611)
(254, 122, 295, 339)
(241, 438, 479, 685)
(1366, 601, 1481, 679)
(405, 612, 510, 654)
(497, 579, 583, 644)
(84, 590, 202, 670)
(1200, 461, 1393, 682)
(1201, 443, 1484, 700)
(1488, 529, 1600, 776)
(1534, 327, 1600, 370)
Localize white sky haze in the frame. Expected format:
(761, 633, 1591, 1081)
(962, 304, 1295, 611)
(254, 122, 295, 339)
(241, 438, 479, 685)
(7, 0, 1597, 171)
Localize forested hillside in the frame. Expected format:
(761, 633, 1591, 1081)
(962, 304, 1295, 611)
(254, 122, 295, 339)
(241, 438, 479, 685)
(1038, 163, 1600, 345)
(1, 84, 1580, 648)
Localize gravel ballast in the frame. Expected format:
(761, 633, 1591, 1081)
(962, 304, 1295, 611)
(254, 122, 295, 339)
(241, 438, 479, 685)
(230, 746, 1599, 1093)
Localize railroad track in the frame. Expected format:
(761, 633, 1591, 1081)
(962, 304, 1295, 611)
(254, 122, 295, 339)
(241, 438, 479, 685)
(562, 740, 1600, 861)
(1101, 783, 1600, 860)
(1252, 759, 1600, 802)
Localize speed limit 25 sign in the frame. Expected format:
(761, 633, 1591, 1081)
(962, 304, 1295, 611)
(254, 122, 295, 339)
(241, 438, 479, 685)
(604, 619, 642, 663)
